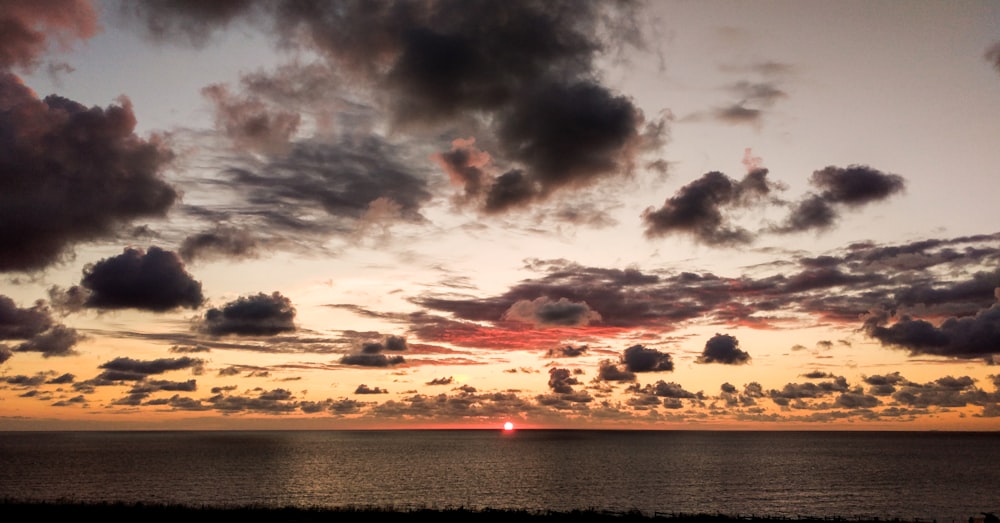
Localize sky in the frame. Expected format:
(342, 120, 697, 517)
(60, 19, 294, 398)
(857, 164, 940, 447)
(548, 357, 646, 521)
(1, 0, 1000, 431)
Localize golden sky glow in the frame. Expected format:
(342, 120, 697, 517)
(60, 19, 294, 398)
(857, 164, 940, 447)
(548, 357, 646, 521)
(1, 0, 1000, 431)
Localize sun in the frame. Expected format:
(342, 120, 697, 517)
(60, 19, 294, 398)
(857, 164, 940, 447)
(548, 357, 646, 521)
(503, 421, 514, 431)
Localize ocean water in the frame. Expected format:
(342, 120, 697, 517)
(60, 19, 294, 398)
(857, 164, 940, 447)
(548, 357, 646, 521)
(1, 430, 997, 521)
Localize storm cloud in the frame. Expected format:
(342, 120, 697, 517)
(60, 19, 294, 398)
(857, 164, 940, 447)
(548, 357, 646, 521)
(0, 73, 177, 272)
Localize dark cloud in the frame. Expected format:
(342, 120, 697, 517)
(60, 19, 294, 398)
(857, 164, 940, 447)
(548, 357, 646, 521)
(779, 194, 838, 232)
(201, 82, 300, 154)
(0, 296, 53, 339)
(775, 165, 905, 233)
(118, 0, 259, 47)
(223, 138, 432, 228)
(415, 234, 1000, 344)
(129, 379, 198, 395)
(632, 380, 698, 399)
(358, 334, 408, 354)
(12, 325, 82, 358)
(546, 345, 588, 358)
(48, 373, 75, 384)
(697, 333, 751, 365)
(1, 373, 48, 387)
(985, 41, 1000, 74)
(433, 137, 491, 204)
(74, 247, 204, 312)
(548, 367, 580, 394)
(769, 376, 849, 403)
(642, 169, 777, 245)
(355, 384, 388, 394)
(201, 291, 297, 336)
(97, 356, 204, 381)
(0, 0, 98, 70)
(864, 297, 1000, 359)
(834, 392, 880, 409)
(502, 297, 601, 327)
(340, 353, 405, 367)
(0, 346, 11, 364)
(597, 359, 636, 382)
(483, 169, 539, 212)
(890, 375, 997, 408)
(427, 377, 453, 386)
(809, 165, 905, 207)
(622, 344, 674, 373)
(179, 225, 261, 262)
(485, 80, 656, 208)
(716, 80, 787, 125)
(127, 0, 664, 215)
(0, 73, 177, 272)
(206, 388, 299, 414)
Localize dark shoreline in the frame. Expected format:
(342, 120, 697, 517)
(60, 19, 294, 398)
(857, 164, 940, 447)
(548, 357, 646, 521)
(0, 500, 955, 523)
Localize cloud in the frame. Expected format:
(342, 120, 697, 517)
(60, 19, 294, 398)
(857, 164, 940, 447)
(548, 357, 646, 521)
(502, 297, 601, 327)
(117, 0, 260, 47)
(546, 345, 589, 358)
(810, 165, 906, 207)
(0, 73, 177, 272)
(97, 356, 204, 381)
(713, 81, 787, 126)
(433, 137, 492, 204)
(890, 375, 998, 408)
(0, 296, 53, 339)
(864, 296, 1000, 359)
(776, 165, 905, 233)
(201, 82, 301, 154)
(597, 360, 636, 382)
(0, 0, 98, 70)
(415, 234, 1000, 345)
(223, 137, 432, 227)
(642, 169, 777, 245)
(73, 246, 204, 312)
(986, 41, 1000, 74)
(355, 384, 388, 395)
(548, 367, 580, 394)
(179, 225, 261, 262)
(631, 380, 698, 399)
(340, 353, 405, 367)
(201, 292, 297, 336)
(697, 333, 751, 364)
(622, 344, 674, 373)
(12, 324, 82, 357)
(127, 0, 665, 215)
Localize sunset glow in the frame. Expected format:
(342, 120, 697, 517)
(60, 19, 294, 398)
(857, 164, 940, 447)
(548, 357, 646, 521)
(1, 0, 999, 432)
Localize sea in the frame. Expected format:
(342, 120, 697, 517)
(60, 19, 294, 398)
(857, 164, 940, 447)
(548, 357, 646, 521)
(1, 430, 997, 522)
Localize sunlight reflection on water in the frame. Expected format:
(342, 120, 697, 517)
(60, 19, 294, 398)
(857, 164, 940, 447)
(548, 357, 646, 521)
(1, 430, 996, 521)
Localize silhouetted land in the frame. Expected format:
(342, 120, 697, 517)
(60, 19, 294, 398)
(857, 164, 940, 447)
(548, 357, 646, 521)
(0, 500, 951, 523)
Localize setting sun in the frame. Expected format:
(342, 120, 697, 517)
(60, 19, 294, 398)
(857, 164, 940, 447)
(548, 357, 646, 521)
(503, 422, 514, 431)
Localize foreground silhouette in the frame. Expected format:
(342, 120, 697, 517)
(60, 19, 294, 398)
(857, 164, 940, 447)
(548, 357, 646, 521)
(0, 501, 949, 523)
